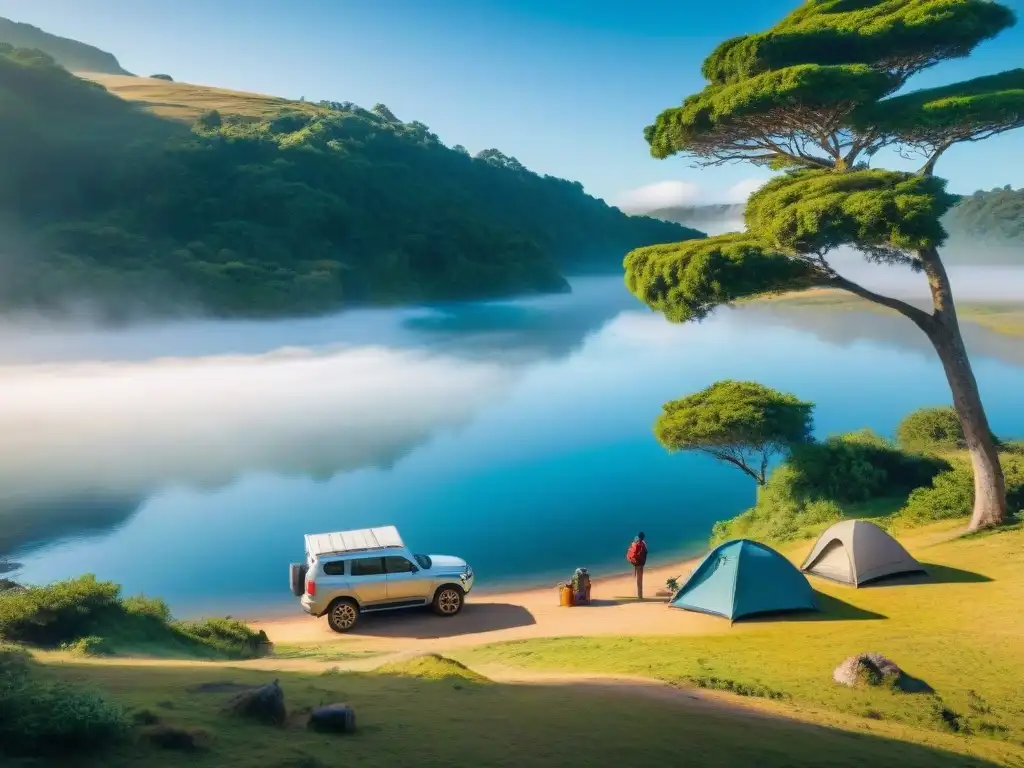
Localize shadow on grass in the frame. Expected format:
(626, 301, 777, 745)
(349, 602, 536, 640)
(740, 592, 886, 624)
(859, 563, 993, 588)
(48, 659, 1004, 768)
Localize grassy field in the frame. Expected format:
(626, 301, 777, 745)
(461, 522, 1024, 764)
(754, 289, 1024, 337)
(15, 652, 1014, 767)
(81, 73, 322, 122)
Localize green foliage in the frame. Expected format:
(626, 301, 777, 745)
(645, 64, 896, 160)
(149, 73, 173, 81)
(0, 574, 122, 646)
(624, 233, 820, 322)
(0, 15, 131, 74)
(788, 429, 949, 503)
(896, 454, 1024, 525)
(0, 46, 700, 320)
(655, 380, 814, 484)
(854, 69, 1024, 146)
(895, 406, 997, 452)
(711, 465, 845, 545)
(700, 0, 1014, 85)
(0, 646, 129, 757)
(745, 169, 956, 256)
(0, 575, 266, 659)
(711, 428, 948, 545)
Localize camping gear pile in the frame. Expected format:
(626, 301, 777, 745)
(669, 520, 924, 623)
(557, 567, 592, 606)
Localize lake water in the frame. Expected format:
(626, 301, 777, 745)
(3, 275, 1023, 618)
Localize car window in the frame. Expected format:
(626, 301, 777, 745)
(321, 560, 345, 576)
(385, 556, 417, 574)
(350, 557, 385, 576)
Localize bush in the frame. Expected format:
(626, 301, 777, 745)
(788, 429, 948, 503)
(0, 574, 121, 646)
(0, 575, 267, 659)
(896, 454, 1024, 525)
(895, 406, 1000, 452)
(711, 464, 844, 545)
(173, 617, 269, 658)
(149, 73, 173, 81)
(0, 647, 129, 756)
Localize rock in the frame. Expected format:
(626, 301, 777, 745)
(224, 679, 286, 725)
(307, 703, 356, 734)
(833, 653, 906, 689)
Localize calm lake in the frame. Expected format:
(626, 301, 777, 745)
(2, 275, 1023, 617)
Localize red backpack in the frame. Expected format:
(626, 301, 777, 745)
(626, 540, 645, 565)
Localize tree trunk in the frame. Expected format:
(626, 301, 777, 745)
(918, 248, 1007, 531)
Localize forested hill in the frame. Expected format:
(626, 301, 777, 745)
(943, 186, 1024, 244)
(0, 46, 700, 322)
(0, 17, 130, 75)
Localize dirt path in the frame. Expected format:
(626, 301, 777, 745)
(248, 556, 729, 653)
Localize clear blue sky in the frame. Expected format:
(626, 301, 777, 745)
(3, 0, 1022, 206)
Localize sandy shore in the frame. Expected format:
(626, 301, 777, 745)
(250, 555, 726, 652)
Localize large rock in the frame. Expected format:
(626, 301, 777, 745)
(224, 680, 286, 725)
(308, 703, 356, 734)
(833, 652, 933, 693)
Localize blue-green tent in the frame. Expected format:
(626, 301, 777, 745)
(669, 539, 817, 622)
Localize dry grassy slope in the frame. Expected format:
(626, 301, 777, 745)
(79, 73, 321, 122)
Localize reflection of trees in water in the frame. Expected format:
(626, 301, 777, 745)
(729, 303, 1024, 368)
(0, 494, 142, 561)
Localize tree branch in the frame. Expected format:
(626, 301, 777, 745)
(826, 272, 934, 332)
(701, 449, 766, 485)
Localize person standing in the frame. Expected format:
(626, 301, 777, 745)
(626, 531, 648, 599)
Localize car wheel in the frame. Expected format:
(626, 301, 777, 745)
(326, 598, 359, 633)
(432, 585, 464, 617)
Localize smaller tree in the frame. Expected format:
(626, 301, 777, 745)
(896, 406, 999, 452)
(149, 73, 173, 81)
(655, 380, 813, 485)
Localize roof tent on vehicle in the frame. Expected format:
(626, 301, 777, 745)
(304, 526, 404, 558)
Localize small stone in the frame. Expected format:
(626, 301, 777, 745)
(307, 703, 356, 734)
(224, 679, 286, 725)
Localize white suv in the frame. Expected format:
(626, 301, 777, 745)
(289, 526, 475, 633)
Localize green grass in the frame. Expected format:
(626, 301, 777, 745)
(461, 525, 1024, 763)
(270, 644, 383, 663)
(18, 652, 1014, 767)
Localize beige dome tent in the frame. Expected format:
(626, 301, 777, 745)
(800, 520, 924, 587)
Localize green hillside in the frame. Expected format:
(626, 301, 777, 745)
(0, 47, 700, 321)
(0, 17, 130, 75)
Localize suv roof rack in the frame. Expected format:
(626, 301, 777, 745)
(305, 525, 404, 558)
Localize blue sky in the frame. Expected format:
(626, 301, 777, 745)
(3, 0, 1022, 207)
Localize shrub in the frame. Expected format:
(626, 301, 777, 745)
(0, 575, 121, 646)
(122, 594, 172, 622)
(788, 429, 947, 503)
(896, 454, 1024, 525)
(711, 464, 844, 545)
(149, 73, 173, 81)
(61, 635, 114, 657)
(896, 406, 1000, 453)
(173, 618, 269, 658)
(0, 647, 129, 756)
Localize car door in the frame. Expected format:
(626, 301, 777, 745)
(347, 556, 388, 605)
(384, 555, 432, 602)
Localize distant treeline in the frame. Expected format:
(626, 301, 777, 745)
(943, 185, 1024, 244)
(0, 46, 699, 321)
